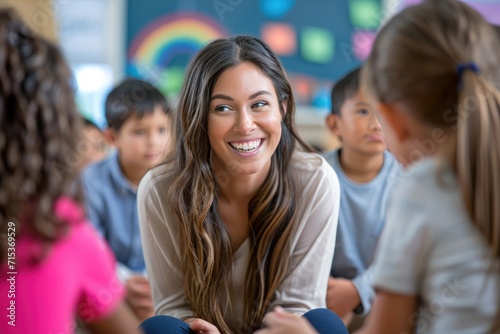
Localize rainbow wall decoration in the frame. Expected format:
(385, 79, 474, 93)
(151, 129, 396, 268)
(128, 13, 227, 97)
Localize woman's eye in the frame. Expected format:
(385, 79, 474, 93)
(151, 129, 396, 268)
(252, 101, 268, 109)
(134, 130, 145, 135)
(215, 105, 231, 112)
(358, 109, 369, 115)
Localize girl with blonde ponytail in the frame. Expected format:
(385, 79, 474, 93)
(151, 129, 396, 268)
(257, 1, 500, 334)
(356, 0, 500, 333)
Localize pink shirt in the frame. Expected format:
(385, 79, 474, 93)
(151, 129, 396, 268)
(0, 197, 126, 334)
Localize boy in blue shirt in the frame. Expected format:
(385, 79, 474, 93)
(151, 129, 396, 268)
(82, 78, 172, 321)
(323, 68, 400, 326)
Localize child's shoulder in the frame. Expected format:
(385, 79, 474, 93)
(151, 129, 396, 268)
(322, 149, 401, 187)
(321, 148, 340, 169)
(382, 150, 403, 183)
(66, 221, 108, 252)
(383, 150, 401, 173)
(391, 158, 459, 216)
(398, 158, 451, 192)
(322, 148, 368, 179)
(81, 153, 114, 181)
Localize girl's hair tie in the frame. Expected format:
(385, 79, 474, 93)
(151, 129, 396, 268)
(457, 62, 480, 77)
(456, 62, 479, 89)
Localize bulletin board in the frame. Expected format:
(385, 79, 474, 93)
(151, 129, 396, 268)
(126, 0, 383, 110)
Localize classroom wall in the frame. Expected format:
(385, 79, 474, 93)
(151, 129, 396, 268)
(1, 0, 58, 42)
(126, 0, 382, 101)
(126, 0, 384, 150)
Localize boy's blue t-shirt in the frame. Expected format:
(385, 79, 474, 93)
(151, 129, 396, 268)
(81, 151, 145, 276)
(322, 149, 401, 314)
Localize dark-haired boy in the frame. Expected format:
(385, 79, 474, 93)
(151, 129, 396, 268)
(323, 68, 400, 326)
(82, 78, 172, 321)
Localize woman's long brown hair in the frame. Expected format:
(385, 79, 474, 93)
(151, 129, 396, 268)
(167, 36, 312, 333)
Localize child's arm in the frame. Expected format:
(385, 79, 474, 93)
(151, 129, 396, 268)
(116, 263, 154, 321)
(326, 277, 361, 318)
(124, 275, 155, 321)
(327, 266, 375, 317)
(354, 290, 417, 334)
(75, 223, 143, 333)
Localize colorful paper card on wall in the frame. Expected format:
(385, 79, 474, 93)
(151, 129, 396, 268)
(128, 13, 227, 98)
(289, 75, 313, 105)
(300, 27, 334, 64)
(352, 30, 376, 60)
(349, 0, 381, 30)
(261, 23, 296, 56)
(259, 0, 296, 19)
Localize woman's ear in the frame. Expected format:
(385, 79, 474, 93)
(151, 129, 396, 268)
(376, 103, 411, 142)
(326, 114, 342, 137)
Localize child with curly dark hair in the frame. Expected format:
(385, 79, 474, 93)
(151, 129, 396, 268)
(0, 8, 141, 334)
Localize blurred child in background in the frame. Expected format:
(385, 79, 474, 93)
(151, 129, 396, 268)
(0, 8, 140, 334)
(82, 78, 172, 321)
(358, 0, 500, 332)
(322, 67, 399, 328)
(258, 0, 500, 333)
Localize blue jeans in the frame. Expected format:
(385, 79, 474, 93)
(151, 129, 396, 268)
(140, 308, 348, 334)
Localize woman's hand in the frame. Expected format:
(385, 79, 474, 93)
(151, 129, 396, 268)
(255, 307, 318, 334)
(186, 318, 221, 334)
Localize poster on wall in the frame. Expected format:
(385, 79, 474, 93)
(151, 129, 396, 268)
(126, 0, 383, 111)
(128, 12, 227, 99)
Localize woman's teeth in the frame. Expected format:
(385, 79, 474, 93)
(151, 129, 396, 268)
(230, 139, 262, 152)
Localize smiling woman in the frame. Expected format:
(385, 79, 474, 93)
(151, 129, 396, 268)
(137, 35, 345, 334)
